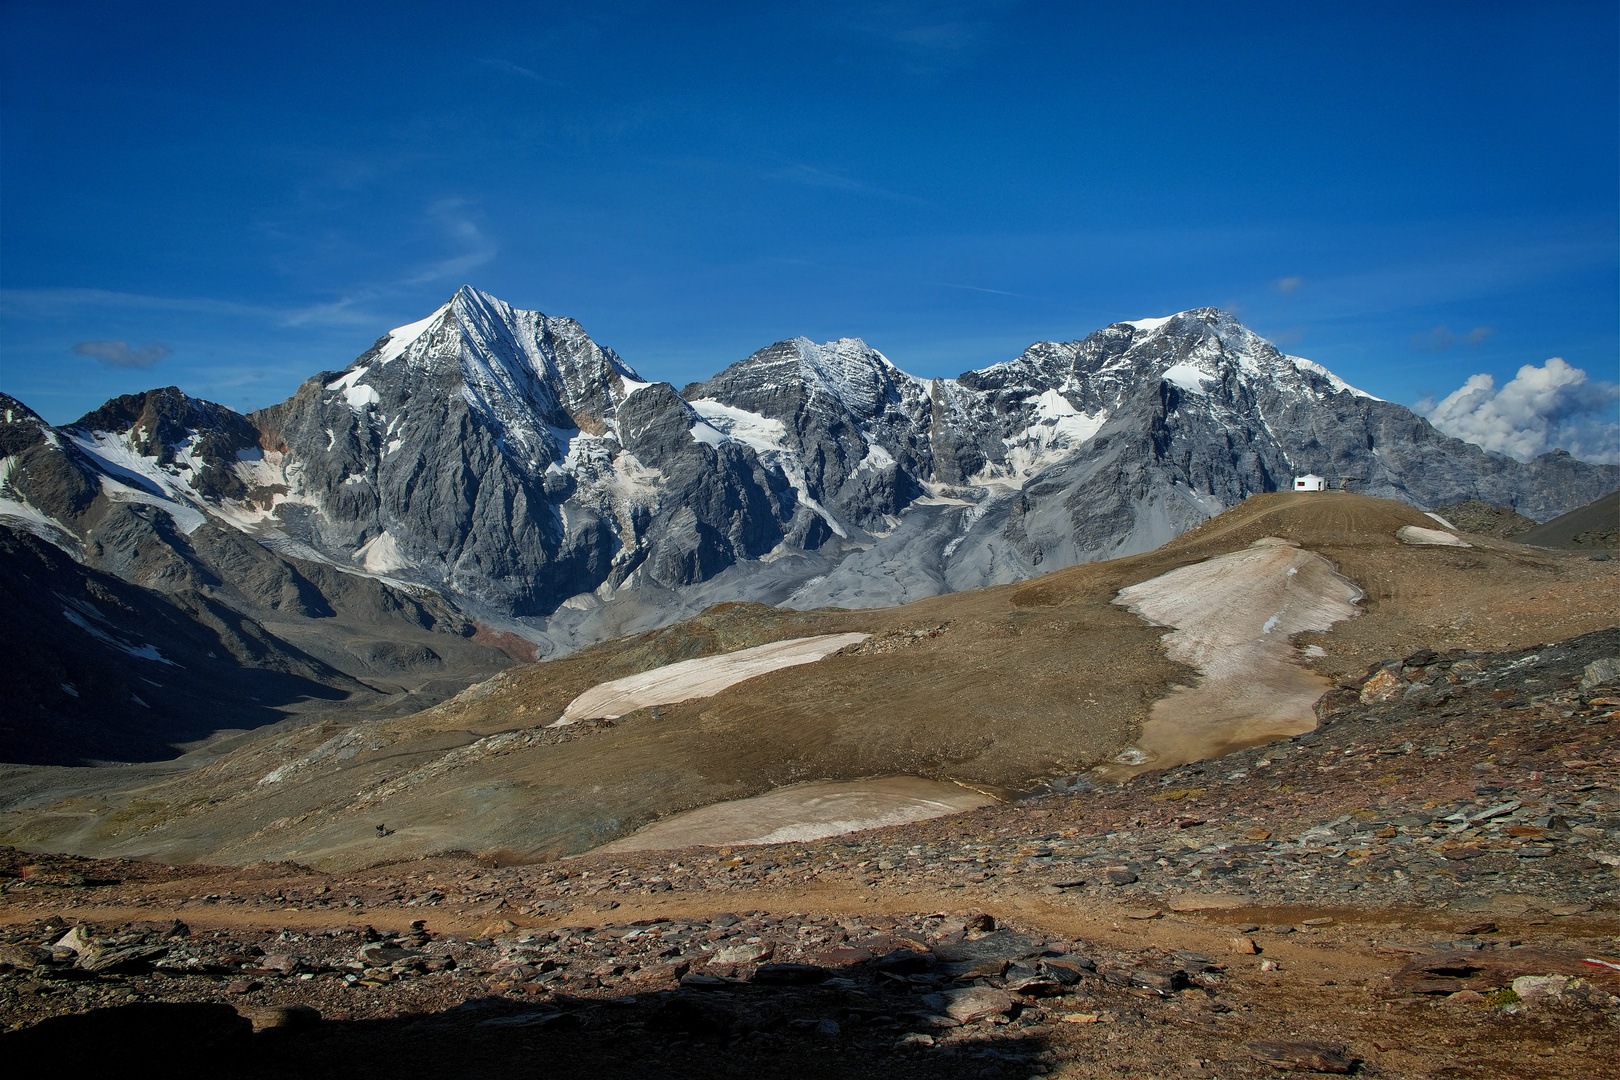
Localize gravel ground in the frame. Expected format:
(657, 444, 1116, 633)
(1, 627, 1616, 1078)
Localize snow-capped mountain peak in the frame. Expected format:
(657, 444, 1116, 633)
(6, 288, 1610, 661)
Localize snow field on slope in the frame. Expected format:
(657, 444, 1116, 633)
(554, 632, 870, 725)
(1099, 537, 1363, 778)
(599, 775, 998, 851)
(375, 303, 450, 366)
(65, 431, 209, 534)
(687, 398, 849, 539)
(353, 531, 414, 573)
(0, 455, 81, 544)
(1397, 525, 1471, 547)
(687, 399, 787, 453)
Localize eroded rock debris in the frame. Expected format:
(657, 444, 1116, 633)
(2, 629, 1617, 1076)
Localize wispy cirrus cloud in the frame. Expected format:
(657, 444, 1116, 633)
(480, 57, 542, 80)
(4, 200, 498, 333)
(2, 286, 379, 328)
(72, 340, 171, 368)
(828, 0, 1019, 72)
(476, 57, 570, 89)
(766, 162, 925, 204)
(937, 281, 1022, 297)
(399, 200, 497, 286)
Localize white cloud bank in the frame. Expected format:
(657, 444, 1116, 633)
(1420, 357, 1619, 465)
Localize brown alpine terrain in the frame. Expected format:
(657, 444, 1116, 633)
(1, 490, 1616, 1077)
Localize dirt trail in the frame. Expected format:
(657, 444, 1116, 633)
(14, 877, 1611, 990)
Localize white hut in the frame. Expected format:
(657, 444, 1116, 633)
(1293, 474, 1326, 491)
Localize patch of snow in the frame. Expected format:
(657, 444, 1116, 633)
(1101, 538, 1363, 779)
(98, 475, 207, 534)
(687, 400, 788, 453)
(689, 420, 728, 447)
(792, 490, 849, 539)
(941, 502, 991, 559)
(354, 531, 412, 573)
(325, 365, 371, 391)
(1424, 512, 1459, 530)
(1126, 315, 1173, 331)
(0, 456, 78, 545)
(375, 304, 449, 365)
(599, 776, 997, 851)
(0, 498, 76, 543)
(1162, 363, 1213, 393)
(68, 430, 186, 501)
(975, 391, 1108, 485)
(555, 633, 868, 725)
(341, 383, 380, 412)
(687, 398, 846, 538)
(616, 375, 653, 398)
(757, 540, 807, 564)
(59, 607, 177, 665)
(1287, 356, 1380, 401)
(1396, 525, 1470, 547)
(855, 442, 896, 471)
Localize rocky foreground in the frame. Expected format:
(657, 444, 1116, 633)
(1, 629, 1616, 1077)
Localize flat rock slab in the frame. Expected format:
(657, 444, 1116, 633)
(1248, 1039, 1357, 1073)
(598, 775, 996, 850)
(937, 986, 1015, 1022)
(235, 1004, 321, 1033)
(932, 930, 1044, 964)
(1168, 892, 1251, 911)
(557, 634, 870, 724)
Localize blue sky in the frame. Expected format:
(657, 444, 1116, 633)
(2, 2, 1616, 459)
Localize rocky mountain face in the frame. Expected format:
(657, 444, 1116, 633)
(680, 308, 1617, 608)
(0, 393, 519, 765)
(5, 289, 1617, 701)
(244, 288, 800, 616)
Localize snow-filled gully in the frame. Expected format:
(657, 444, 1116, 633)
(1094, 537, 1363, 780)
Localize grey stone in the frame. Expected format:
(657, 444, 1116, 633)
(937, 986, 1016, 1022)
(932, 930, 1043, 965)
(75, 944, 169, 974)
(1580, 658, 1620, 690)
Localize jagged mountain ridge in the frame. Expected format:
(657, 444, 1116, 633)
(4, 288, 1616, 667)
(0, 393, 520, 765)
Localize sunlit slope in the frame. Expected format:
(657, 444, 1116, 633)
(2, 492, 1612, 869)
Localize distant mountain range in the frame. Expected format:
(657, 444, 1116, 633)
(2, 286, 1615, 762)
